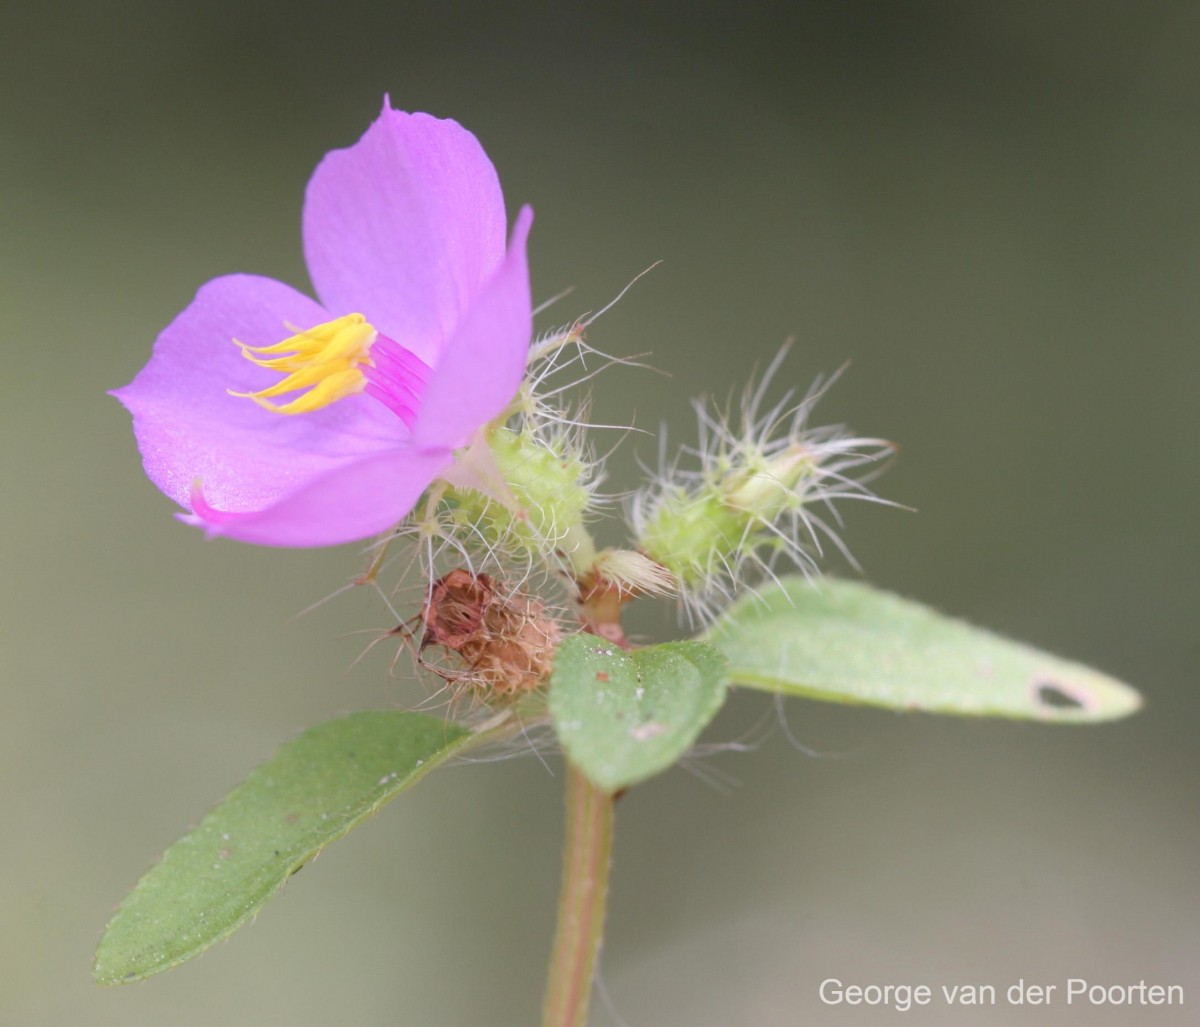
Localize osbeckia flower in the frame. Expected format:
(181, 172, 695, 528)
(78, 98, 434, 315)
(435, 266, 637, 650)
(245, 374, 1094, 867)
(113, 102, 533, 547)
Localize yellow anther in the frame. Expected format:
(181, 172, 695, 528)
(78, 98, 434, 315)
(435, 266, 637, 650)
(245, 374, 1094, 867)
(242, 368, 366, 415)
(230, 313, 377, 416)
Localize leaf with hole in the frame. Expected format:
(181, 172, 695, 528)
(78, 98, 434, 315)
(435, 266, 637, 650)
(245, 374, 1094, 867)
(94, 710, 477, 984)
(706, 577, 1140, 721)
(549, 636, 729, 792)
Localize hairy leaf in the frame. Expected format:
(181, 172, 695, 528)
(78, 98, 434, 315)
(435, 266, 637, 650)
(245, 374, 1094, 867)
(95, 711, 474, 984)
(707, 578, 1140, 721)
(549, 636, 728, 791)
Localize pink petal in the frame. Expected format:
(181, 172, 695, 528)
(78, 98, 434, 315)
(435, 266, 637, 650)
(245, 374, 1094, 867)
(412, 206, 534, 450)
(303, 103, 507, 366)
(183, 445, 453, 547)
(113, 274, 404, 513)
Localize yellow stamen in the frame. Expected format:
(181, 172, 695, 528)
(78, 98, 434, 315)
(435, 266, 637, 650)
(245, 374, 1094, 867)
(229, 313, 377, 415)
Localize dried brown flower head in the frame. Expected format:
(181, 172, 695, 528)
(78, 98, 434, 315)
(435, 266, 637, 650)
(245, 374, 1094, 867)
(419, 569, 561, 696)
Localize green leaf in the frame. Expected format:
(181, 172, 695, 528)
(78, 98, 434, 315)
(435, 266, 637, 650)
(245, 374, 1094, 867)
(549, 636, 729, 792)
(95, 710, 474, 984)
(706, 577, 1141, 722)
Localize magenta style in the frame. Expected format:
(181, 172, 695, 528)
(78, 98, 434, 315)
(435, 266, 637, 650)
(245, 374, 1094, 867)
(114, 103, 534, 547)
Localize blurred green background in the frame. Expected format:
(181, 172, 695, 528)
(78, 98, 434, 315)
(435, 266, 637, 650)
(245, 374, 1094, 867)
(4, 2, 1198, 1024)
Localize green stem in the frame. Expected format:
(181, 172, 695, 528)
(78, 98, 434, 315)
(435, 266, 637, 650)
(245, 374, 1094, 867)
(541, 762, 615, 1027)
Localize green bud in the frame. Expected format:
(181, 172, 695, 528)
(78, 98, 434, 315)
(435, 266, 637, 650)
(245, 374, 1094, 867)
(723, 446, 816, 514)
(443, 426, 595, 568)
(636, 445, 813, 590)
(631, 355, 894, 622)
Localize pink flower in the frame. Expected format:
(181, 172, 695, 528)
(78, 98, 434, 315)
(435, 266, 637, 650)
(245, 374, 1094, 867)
(113, 102, 534, 547)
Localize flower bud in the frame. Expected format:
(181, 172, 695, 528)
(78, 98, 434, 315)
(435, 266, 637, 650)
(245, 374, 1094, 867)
(637, 445, 815, 592)
(441, 424, 596, 569)
(589, 548, 677, 598)
(630, 357, 894, 621)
